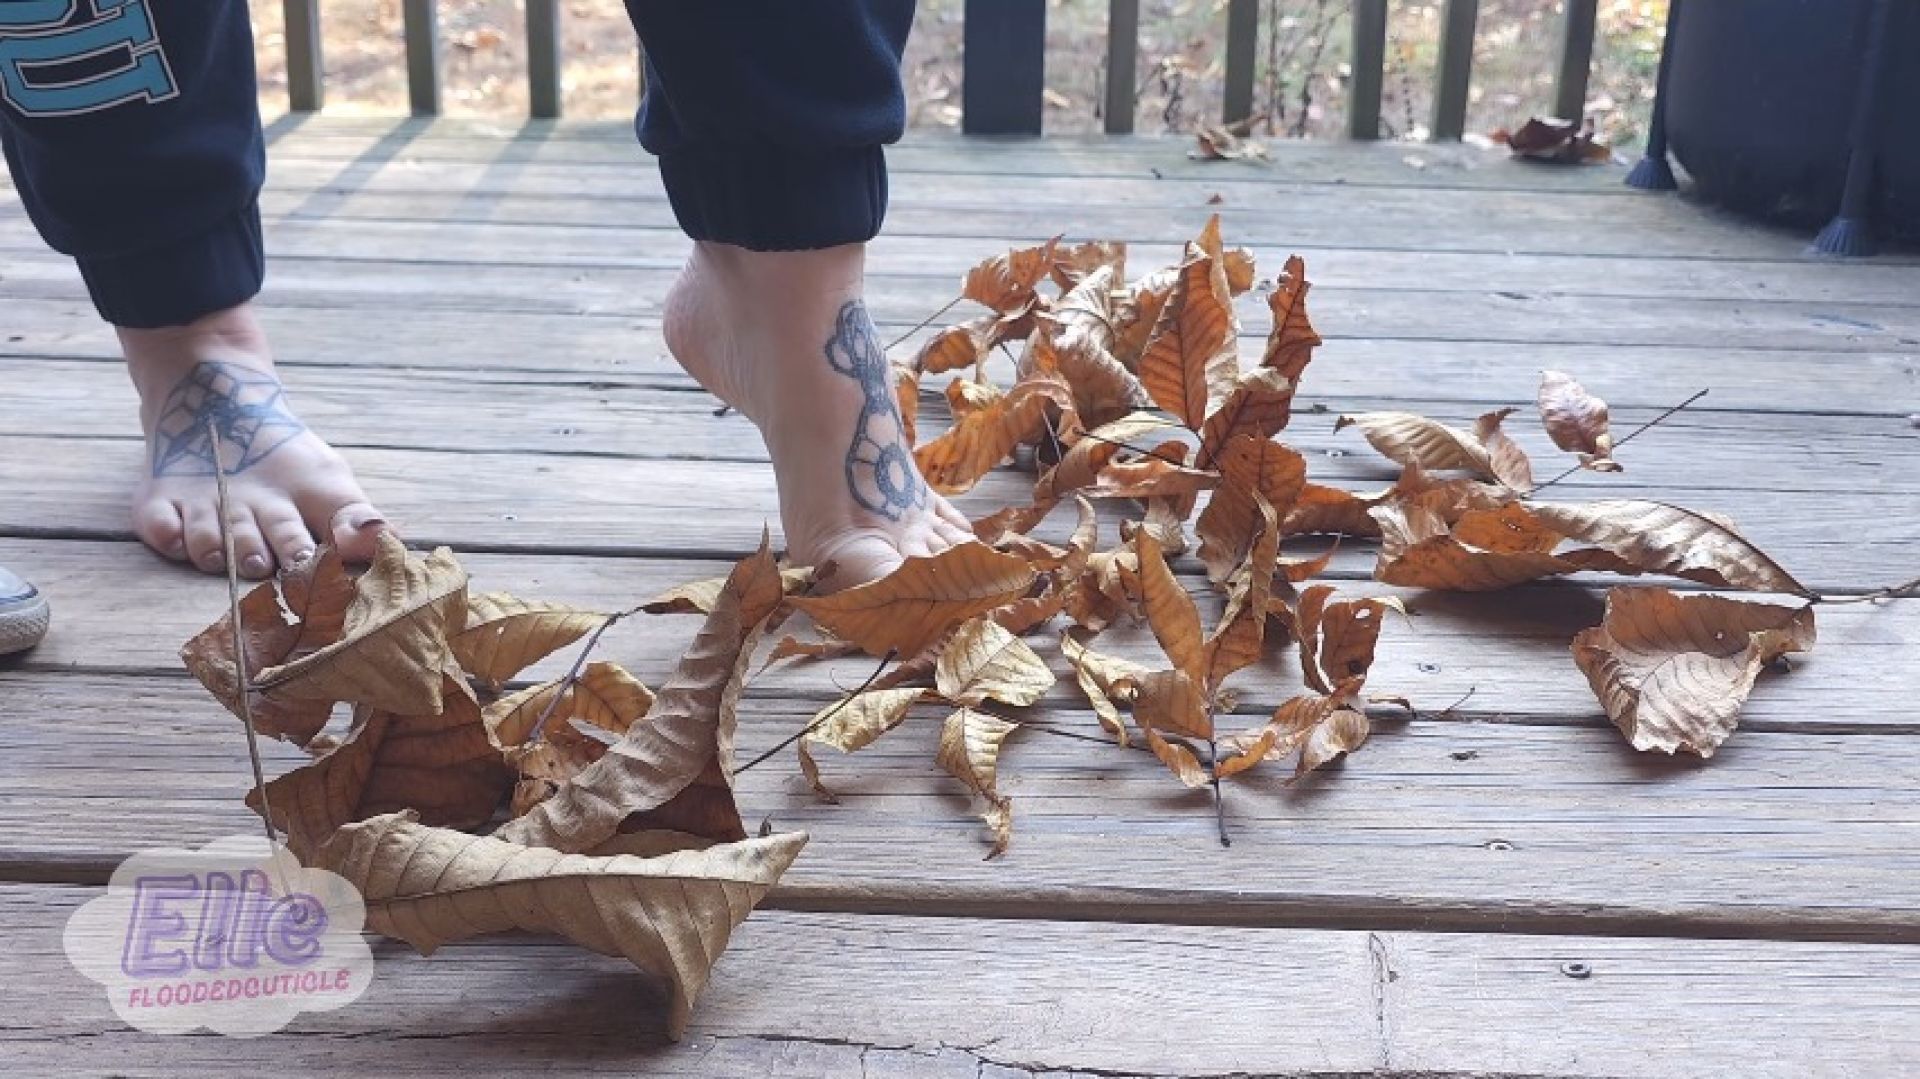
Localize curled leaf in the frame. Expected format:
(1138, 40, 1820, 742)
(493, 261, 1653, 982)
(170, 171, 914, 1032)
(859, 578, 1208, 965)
(1372, 502, 1583, 591)
(1218, 694, 1369, 781)
(483, 661, 654, 751)
(1259, 255, 1322, 382)
(1202, 491, 1280, 690)
(1537, 369, 1620, 471)
(1196, 436, 1306, 584)
(1526, 500, 1810, 596)
(962, 239, 1060, 314)
(1334, 409, 1533, 490)
(1061, 628, 1148, 746)
(1197, 368, 1297, 469)
(1133, 525, 1206, 685)
(936, 616, 1057, 707)
(796, 687, 929, 800)
(1295, 585, 1402, 698)
(642, 565, 812, 615)
(915, 374, 1074, 495)
(1139, 250, 1236, 429)
(313, 811, 805, 1039)
(1573, 587, 1815, 757)
(452, 593, 606, 690)
(936, 708, 1023, 857)
(793, 543, 1039, 659)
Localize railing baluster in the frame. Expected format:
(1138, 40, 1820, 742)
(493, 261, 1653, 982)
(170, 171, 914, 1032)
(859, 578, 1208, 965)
(1223, 0, 1258, 126)
(282, 0, 324, 112)
(1348, 0, 1388, 140)
(1104, 0, 1139, 134)
(962, 0, 1046, 136)
(1431, 0, 1478, 140)
(1554, 0, 1598, 121)
(528, 0, 564, 119)
(402, 0, 440, 116)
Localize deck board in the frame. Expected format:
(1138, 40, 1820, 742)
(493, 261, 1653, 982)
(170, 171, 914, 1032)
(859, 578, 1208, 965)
(2, 119, 1915, 1075)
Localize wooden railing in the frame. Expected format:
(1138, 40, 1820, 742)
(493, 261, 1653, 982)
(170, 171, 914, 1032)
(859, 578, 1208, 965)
(276, 0, 1605, 138)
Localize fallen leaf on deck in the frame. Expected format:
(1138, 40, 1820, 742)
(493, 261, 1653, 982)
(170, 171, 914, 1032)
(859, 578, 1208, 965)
(796, 687, 930, 800)
(1259, 255, 1322, 382)
(1191, 123, 1268, 161)
(1219, 694, 1371, 780)
(314, 811, 805, 1039)
(452, 593, 607, 690)
(1061, 628, 1149, 746)
(641, 565, 813, 615)
(1526, 500, 1811, 595)
(936, 708, 1024, 857)
(1498, 116, 1612, 164)
(1572, 587, 1815, 756)
(915, 372, 1074, 494)
(498, 539, 786, 851)
(1203, 491, 1281, 689)
(1139, 246, 1237, 429)
(1294, 584, 1401, 698)
(1134, 525, 1206, 685)
(793, 543, 1039, 658)
(1536, 369, 1621, 471)
(1196, 436, 1307, 584)
(936, 616, 1057, 707)
(1334, 409, 1533, 490)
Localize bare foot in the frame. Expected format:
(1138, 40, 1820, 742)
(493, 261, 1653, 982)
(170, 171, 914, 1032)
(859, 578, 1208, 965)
(663, 243, 974, 588)
(122, 304, 385, 579)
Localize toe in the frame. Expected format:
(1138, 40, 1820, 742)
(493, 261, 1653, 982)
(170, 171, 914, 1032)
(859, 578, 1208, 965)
(132, 498, 189, 562)
(935, 499, 973, 532)
(180, 502, 228, 574)
(258, 502, 317, 572)
(326, 502, 388, 563)
(228, 510, 274, 580)
(932, 519, 975, 548)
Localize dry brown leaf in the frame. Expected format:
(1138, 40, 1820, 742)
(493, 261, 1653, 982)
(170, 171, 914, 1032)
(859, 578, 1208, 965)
(793, 542, 1039, 659)
(1372, 502, 1583, 591)
(990, 496, 1098, 635)
(1295, 584, 1401, 698)
(641, 565, 812, 615)
(796, 686, 929, 800)
(1048, 240, 1127, 290)
(1191, 123, 1268, 161)
(1259, 255, 1322, 383)
(1334, 408, 1532, 490)
(915, 373, 1074, 495)
(1084, 448, 1218, 501)
(1197, 367, 1297, 469)
(1062, 547, 1139, 633)
(1145, 729, 1210, 788)
(1060, 627, 1148, 746)
(962, 239, 1060, 314)
(253, 676, 512, 858)
(1281, 482, 1393, 538)
(1474, 408, 1535, 490)
(913, 313, 999, 376)
(452, 593, 606, 690)
(944, 375, 1005, 420)
(1133, 525, 1206, 685)
(182, 545, 357, 747)
(936, 708, 1023, 857)
(765, 633, 861, 665)
(1139, 250, 1237, 429)
(1526, 500, 1811, 595)
(1195, 436, 1307, 584)
(497, 539, 786, 852)
(1203, 492, 1280, 690)
(935, 616, 1056, 707)
(1218, 694, 1370, 780)
(1113, 265, 1179, 370)
(1123, 668, 1213, 744)
(313, 811, 805, 1038)
(250, 533, 467, 718)
(1537, 369, 1620, 471)
(483, 660, 654, 752)
(1046, 266, 1153, 426)
(1573, 586, 1815, 757)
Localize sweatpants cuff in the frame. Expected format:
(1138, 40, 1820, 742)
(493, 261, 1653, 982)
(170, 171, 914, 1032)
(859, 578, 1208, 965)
(76, 201, 266, 329)
(657, 144, 888, 251)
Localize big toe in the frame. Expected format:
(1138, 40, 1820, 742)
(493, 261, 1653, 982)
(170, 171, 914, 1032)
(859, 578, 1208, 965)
(809, 533, 910, 593)
(328, 503, 389, 563)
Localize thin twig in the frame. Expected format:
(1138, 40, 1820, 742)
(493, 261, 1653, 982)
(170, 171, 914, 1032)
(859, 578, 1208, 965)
(1206, 736, 1231, 848)
(733, 650, 897, 776)
(1073, 427, 1188, 465)
(1527, 389, 1709, 495)
(1424, 686, 1476, 721)
(1814, 574, 1920, 605)
(208, 418, 280, 854)
(884, 296, 962, 354)
(524, 608, 633, 743)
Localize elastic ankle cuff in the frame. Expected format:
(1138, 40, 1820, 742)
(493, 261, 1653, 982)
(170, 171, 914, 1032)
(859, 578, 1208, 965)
(77, 201, 265, 329)
(657, 145, 888, 251)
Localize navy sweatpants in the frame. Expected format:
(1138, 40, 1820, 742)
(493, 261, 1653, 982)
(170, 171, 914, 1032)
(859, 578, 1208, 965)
(0, 0, 915, 329)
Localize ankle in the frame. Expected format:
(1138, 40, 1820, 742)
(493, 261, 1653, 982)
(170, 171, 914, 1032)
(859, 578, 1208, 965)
(689, 241, 866, 304)
(119, 303, 273, 384)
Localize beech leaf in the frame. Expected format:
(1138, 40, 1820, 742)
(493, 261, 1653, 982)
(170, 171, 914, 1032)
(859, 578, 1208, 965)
(1526, 500, 1811, 596)
(1139, 250, 1235, 429)
(1203, 491, 1280, 690)
(915, 373, 1074, 495)
(1573, 587, 1815, 757)
(1060, 628, 1149, 746)
(452, 593, 607, 690)
(936, 616, 1056, 707)
(641, 565, 813, 615)
(313, 811, 805, 1038)
(1334, 408, 1533, 490)
(1196, 436, 1307, 585)
(1295, 585, 1402, 698)
(1133, 525, 1206, 686)
(792, 543, 1038, 659)
(797, 687, 929, 801)
(1537, 369, 1621, 471)
(1259, 255, 1322, 382)
(936, 708, 1023, 857)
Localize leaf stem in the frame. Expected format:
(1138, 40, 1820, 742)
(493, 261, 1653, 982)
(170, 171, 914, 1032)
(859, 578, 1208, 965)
(1527, 388, 1709, 495)
(524, 609, 631, 743)
(207, 418, 282, 856)
(1813, 574, 1920, 605)
(732, 650, 897, 776)
(884, 296, 962, 354)
(1206, 737, 1231, 848)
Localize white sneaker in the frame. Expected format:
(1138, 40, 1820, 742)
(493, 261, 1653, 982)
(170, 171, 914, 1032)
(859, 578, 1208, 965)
(0, 565, 50, 656)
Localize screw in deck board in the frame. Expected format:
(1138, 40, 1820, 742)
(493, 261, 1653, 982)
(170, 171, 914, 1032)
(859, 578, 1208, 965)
(962, 0, 1046, 136)
(1624, 0, 1682, 191)
(1813, 0, 1894, 257)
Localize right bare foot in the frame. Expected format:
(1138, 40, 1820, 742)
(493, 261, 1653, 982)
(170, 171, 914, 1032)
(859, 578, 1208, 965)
(122, 304, 387, 579)
(662, 243, 975, 588)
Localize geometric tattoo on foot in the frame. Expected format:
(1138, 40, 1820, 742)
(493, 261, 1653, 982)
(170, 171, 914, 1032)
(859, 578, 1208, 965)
(824, 300, 927, 521)
(148, 362, 307, 477)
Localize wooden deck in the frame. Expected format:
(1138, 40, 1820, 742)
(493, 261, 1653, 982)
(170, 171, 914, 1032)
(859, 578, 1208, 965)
(3, 117, 1919, 1077)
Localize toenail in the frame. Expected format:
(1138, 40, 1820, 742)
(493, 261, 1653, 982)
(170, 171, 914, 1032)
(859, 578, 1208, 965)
(290, 548, 316, 567)
(348, 515, 386, 531)
(243, 555, 270, 576)
(204, 553, 225, 571)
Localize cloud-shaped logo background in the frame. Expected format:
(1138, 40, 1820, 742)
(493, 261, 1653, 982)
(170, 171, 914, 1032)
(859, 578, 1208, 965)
(63, 835, 374, 1036)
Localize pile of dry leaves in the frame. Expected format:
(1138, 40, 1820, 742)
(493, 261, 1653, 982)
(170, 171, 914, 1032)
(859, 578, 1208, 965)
(182, 216, 1830, 1036)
